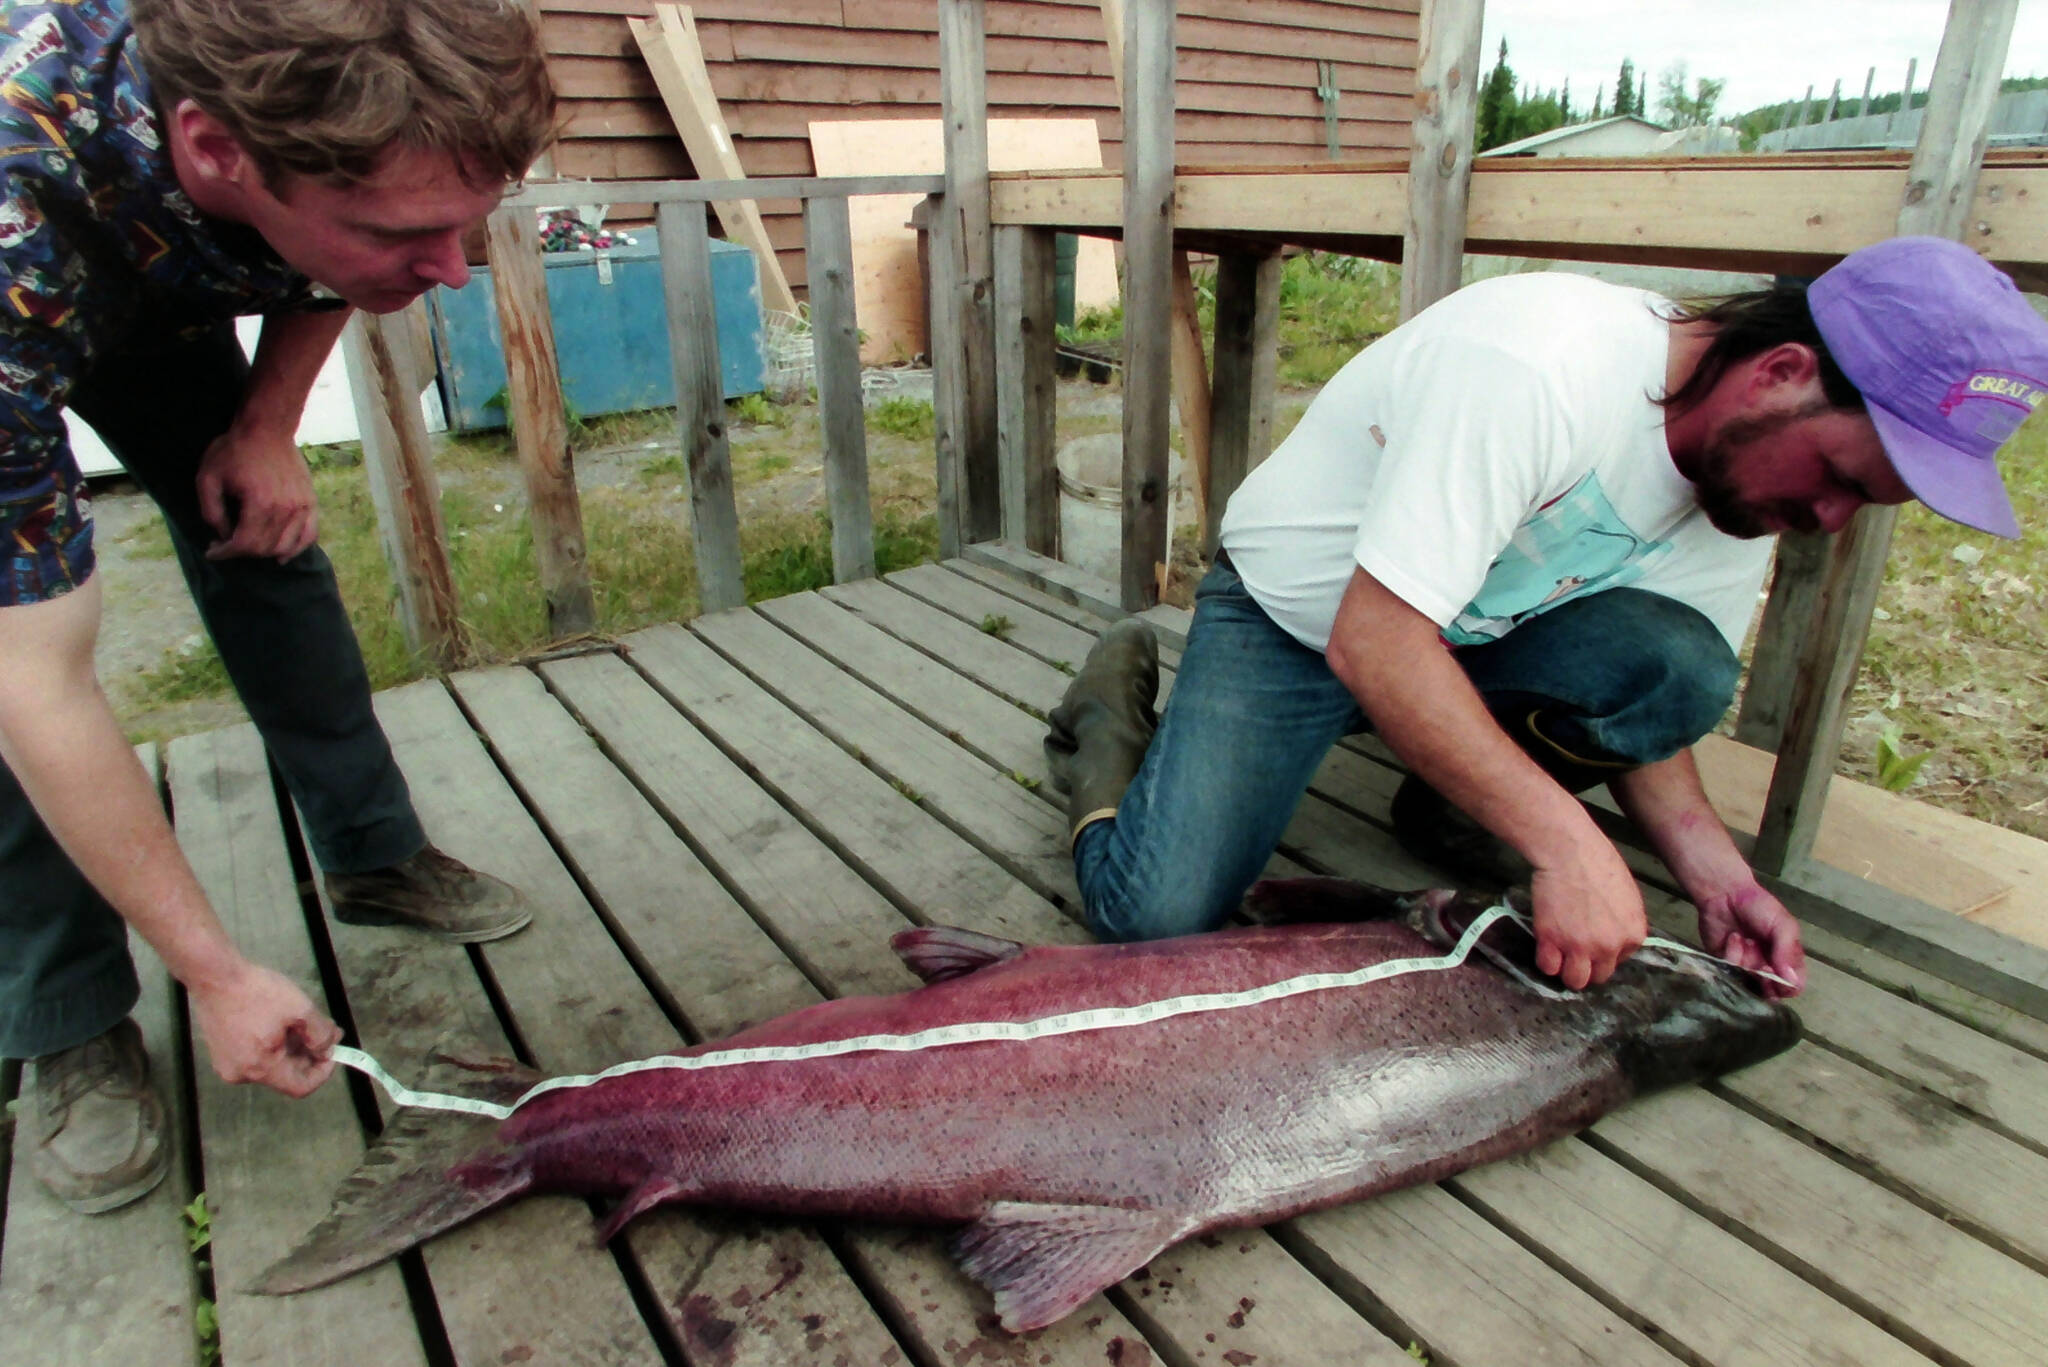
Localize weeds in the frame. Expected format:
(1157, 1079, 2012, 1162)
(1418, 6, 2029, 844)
(980, 613, 1015, 640)
(185, 1193, 219, 1367)
(870, 396, 936, 441)
(729, 392, 787, 428)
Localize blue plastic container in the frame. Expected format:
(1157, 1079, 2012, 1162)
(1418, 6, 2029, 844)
(429, 237, 767, 433)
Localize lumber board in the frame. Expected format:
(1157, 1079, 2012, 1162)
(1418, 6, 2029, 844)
(0, 934, 201, 1367)
(802, 196, 876, 584)
(823, 576, 1077, 714)
(1449, 1140, 1934, 1367)
(167, 726, 427, 1367)
(992, 224, 1059, 555)
(1206, 247, 1282, 555)
(658, 201, 746, 613)
(695, 603, 1075, 901)
(1118, 0, 1175, 609)
(938, 0, 1001, 548)
(360, 682, 676, 1364)
(1594, 1087, 2048, 1367)
(887, 561, 1107, 667)
(628, 5, 799, 315)
(627, 622, 1074, 945)
(448, 666, 913, 1363)
(964, 539, 1128, 620)
(988, 160, 2048, 273)
(1285, 1183, 1673, 1367)
(1397, 0, 1481, 319)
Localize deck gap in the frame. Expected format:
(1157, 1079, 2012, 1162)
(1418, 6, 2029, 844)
(1795, 1034, 2048, 1164)
(618, 645, 956, 934)
(1706, 1078, 2048, 1279)
(0, 1056, 18, 1260)
(589, 1195, 691, 1367)
(1264, 1218, 1458, 1367)
(830, 580, 1050, 718)
(265, 760, 385, 1141)
(447, 674, 707, 1046)
(394, 1248, 461, 1367)
(679, 617, 1085, 919)
(1575, 1128, 1972, 1367)
(750, 601, 1052, 800)
(1100, 1283, 1208, 1367)
(1439, 1175, 1717, 1367)
(170, 976, 220, 1367)
(535, 670, 856, 1010)
(811, 1224, 958, 1367)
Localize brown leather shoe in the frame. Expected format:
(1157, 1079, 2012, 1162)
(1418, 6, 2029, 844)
(28, 1018, 172, 1214)
(325, 845, 533, 943)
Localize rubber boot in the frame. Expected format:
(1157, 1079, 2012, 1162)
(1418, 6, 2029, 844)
(1043, 619, 1160, 848)
(1390, 697, 1625, 890)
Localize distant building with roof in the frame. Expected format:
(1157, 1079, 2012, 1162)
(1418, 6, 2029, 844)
(1481, 115, 1669, 158)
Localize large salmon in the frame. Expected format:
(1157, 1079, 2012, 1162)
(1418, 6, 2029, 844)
(257, 882, 1799, 1331)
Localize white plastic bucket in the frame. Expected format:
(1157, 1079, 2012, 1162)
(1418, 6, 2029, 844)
(1055, 433, 1124, 584)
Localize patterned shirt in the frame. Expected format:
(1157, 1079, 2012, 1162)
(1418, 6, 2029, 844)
(0, 0, 328, 605)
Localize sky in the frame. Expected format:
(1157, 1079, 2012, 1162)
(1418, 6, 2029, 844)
(1478, 1, 2048, 120)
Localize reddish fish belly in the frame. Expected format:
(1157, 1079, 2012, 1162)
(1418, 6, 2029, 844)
(511, 940, 1627, 1233)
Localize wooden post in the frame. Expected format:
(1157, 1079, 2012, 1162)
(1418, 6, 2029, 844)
(804, 195, 876, 583)
(1732, 531, 1830, 750)
(344, 310, 462, 666)
(1400, 0, 1486, 321)
(938, 0, 1000, 545)
(1798, 84, 1815, 127)
(1119, 0, 1176, 610)
(483, 206, 596, 638)
(1206, 248, 1282, 558)
(1889, 59, 1919, 138)
(1858, 66, 1876, 120)
(1822, 78, 1842, 124)
(657, 201, 747, 613)
(927, 194, 967, 559)
(994, 223, 1059, 555)
(1752, 0, 2017, 876)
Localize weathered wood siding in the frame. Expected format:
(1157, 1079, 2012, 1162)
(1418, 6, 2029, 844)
(541, 0, 1420, 293)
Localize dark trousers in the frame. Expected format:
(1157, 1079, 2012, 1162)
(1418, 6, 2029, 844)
(0, 322, 424, 1058)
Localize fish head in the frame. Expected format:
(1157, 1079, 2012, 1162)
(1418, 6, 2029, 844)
(1407, 888, 1801, 1094)
(1599, 941, 1803, 1097)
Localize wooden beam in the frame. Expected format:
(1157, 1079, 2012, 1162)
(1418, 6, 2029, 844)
(506, 175, 948, 209)
(803, 195, 876, 584)
(1752, 0, 2019, 877)
(938, 0, 1001, 545)
(1206, 248, 1282, 557)
(343, 310, 462, 667)
(993, 223, 1059, 556)
(629, 4, 799, 316)
(988, 156, 2048, 273)
(1400, 0, 1484, 320)
(482, 206, 596, 639)
(927, 194, 968, 559)
(1732, 530, 1831, 751)
(657, 201, 747, 614)
(1120, 0, 1176, 609)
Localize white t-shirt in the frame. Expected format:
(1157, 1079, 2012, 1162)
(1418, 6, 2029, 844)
(1218, 272, 1773, 654)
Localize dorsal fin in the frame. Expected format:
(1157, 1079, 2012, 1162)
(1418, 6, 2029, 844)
(890, 925, 1026, 983)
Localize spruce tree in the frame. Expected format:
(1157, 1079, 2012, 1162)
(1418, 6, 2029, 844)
(1615, 58, 1636, 120)
(1476, 38, 1517, 150)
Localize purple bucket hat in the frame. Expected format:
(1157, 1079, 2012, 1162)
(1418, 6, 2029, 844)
(1809, 237, 2048, 539)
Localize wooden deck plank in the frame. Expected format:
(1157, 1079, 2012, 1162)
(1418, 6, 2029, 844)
(888, 561, 1105, 666)
(1, 743, 203, 1367)
(1453, 1141, 1935, 1367)
(824, 575, 1077, 713)
(167, 724, 428, 1367)
(0, 936, 201, 1367)
(1286, 1183, 1676, 1367)
(1596, 1088, 2048, 1367)
(450, 665, 919, 1366)
(688, 607, 1080, 907)
(534, 656, 1161, 1362)
(359, 682, 672, 1365)
(625, 623, 1080, 947)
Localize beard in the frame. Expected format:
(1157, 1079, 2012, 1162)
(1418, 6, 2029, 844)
(1689, 400, 1831, 539)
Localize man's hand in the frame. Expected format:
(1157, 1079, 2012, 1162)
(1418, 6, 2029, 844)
(1528, 838, 1647, 990)
(195, 420, 318, 562)
(1697, 882, 1806, 1000)
(187, 959, 341, 1097)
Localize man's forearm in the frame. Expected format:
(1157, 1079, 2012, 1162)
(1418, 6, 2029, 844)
(0, 583, 246, 994)
(1608, 749, 1758, 900)
(237, 307, 353, 438)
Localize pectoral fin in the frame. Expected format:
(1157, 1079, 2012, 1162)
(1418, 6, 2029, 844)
(596, 1175, 692, 1244)
(953, 1201, 1188, 1332)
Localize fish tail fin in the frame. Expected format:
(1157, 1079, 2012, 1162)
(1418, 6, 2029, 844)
(250, 1050, 541, 1295)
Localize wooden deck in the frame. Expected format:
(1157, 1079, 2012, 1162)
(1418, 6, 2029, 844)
(8, 554, 2048, 1367)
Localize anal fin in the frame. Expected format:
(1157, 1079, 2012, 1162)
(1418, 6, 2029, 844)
(953, 1201, 1187, 1332)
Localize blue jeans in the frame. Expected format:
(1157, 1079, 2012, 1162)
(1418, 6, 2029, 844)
(1073, 559, 1739, 942)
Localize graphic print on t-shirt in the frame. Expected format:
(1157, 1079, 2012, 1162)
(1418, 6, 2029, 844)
(1445, 472, 1669, 645)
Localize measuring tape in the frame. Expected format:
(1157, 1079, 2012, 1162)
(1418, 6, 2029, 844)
(332, 905, 1790, 1121)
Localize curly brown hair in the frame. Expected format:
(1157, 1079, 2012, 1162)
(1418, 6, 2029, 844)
(130, 0, 557, 187)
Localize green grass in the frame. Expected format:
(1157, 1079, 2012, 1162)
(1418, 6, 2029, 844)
(870, 396, 936, 441)
(741, 509, 940, 602)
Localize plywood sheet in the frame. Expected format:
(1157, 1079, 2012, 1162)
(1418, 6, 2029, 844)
(809, 118, 1120, 363)
(1692, 734, 2026, 924)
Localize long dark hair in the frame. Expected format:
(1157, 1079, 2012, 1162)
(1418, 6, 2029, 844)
(1658, 284, 1866, 416)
